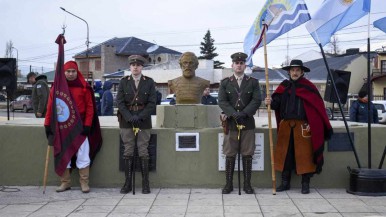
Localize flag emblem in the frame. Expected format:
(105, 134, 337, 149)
(341, 0, 353, 5)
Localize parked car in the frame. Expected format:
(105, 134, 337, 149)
(10, 95, 33, 113)
(161, 94, 176, 105)
(373, 100, 386, 124)
(210, 92, 219, 103)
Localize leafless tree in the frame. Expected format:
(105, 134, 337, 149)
(4, 40, 14, 58)
(329, 35, 340, 55)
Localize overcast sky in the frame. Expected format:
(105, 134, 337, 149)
(2, 0, 386, 75)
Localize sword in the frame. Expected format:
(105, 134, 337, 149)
(132, 126, 140, 195)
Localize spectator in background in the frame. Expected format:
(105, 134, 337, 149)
(156, 89, 162, 105)
(101, 80, 114, 116)
(28, 72, 49, 118)
(350, 90, 379, 123)
(94, 81, 104, 116)
(201, 87, 217, 105)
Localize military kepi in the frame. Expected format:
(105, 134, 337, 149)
(128, 55, 147, 66)
(231, 52, 248, 62)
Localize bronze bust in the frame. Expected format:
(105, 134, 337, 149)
(168, 52, 210, 104)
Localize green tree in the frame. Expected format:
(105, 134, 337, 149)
(198, 30, 224, 69)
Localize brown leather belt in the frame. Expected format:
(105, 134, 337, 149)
(127, 104, 145, 111)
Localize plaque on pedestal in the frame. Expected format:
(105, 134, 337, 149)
(176, 132, 199, 151)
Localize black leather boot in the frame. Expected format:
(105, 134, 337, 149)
(276, 170, 291, 192)
(301, 173, 311, 194)
(222, 156, 235, 194)
(242, 156, 254, 194)
(140, 157, 151, 194)
(120, 157, 133, 194)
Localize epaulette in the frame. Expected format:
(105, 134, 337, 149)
(245, 75, 256, 81)
(142, 75, 153, 81)
(121, 75, 130, 80)
(221, 77, 230, 82)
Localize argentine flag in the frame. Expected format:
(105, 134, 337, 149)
(306, 0, 371, 46)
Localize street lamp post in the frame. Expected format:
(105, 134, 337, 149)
(60, 7, 91, 82)
(11, 46, 18, 75)
(9, 46, 18, 121)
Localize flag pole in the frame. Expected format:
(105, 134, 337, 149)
(307, 16, 361, 168)
(262, 21, 276, 195)
(42, 146, 51, 194)
(366, 11, 371, 169)
(317, 41, 361, 168)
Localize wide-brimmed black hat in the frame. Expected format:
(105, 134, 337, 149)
(282, 59, 310, 72)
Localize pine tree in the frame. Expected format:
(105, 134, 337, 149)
(198, 30, 224, 69)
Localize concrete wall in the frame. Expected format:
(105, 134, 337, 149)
(0, 114, 385, 189)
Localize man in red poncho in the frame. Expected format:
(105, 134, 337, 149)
(265, 59, 333, 194)
(44, 61, 102, 193)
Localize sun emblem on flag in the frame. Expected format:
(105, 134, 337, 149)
(340, 0, 353, 5)
(56, 98, 70, 123)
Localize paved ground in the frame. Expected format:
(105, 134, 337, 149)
(0, 186, 385, 217)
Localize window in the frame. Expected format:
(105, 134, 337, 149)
(381, 60, 386, 73)
(95, 60, 101, 71)
(79, 62, 89, 72)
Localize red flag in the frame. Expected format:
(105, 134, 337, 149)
(45, 34, 102, 176)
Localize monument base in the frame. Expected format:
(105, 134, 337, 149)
(156, 104, 221, 129)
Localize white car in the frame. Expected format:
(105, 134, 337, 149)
(161, 94, 176, 105)
(373, 100, 386, 124)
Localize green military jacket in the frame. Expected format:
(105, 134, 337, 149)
(31, 76, 49, 117)
(116, 74, 156, 129)
(218, 74, 262, 130)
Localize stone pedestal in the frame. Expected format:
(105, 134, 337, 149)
(156, 104, 222, 129)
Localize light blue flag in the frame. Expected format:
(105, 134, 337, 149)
(243, 0, 310, 66)
(374, 17, 386, 33)
(306, 0, 371, 47)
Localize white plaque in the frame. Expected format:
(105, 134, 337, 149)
(218, 133, 264, 171)
(176, 132, 199, 151)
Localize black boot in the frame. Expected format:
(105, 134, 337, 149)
(120, 157, 133, 194)
(276, 170, 291, 192)
(301, 173, 311, 194)
(222, 156, 235, 194)
(140, 157, 151, 194)
(242, 156, 254, 194)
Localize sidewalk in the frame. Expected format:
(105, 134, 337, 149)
(0, 187, 385, 217)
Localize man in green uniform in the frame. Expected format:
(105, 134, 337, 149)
(116, 55, 156, 194)
(28, 72, 49, 118)
(218, 52, 262, 194)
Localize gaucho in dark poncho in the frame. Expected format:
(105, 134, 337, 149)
(265, 59, 333, 194)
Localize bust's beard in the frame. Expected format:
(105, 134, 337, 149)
(183, 70, 195, 78)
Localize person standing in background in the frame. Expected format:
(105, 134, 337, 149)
(101, 80, 114, 116)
